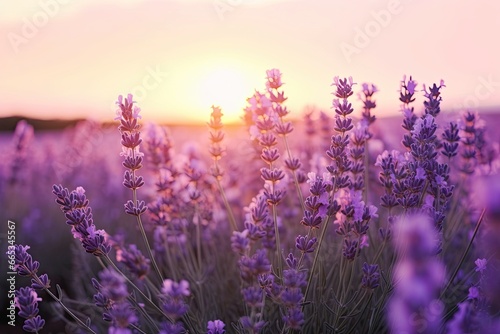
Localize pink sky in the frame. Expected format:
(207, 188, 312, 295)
(1, 0, 499, 124)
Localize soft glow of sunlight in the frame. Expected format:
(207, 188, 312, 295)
(197, 66, 254, 123)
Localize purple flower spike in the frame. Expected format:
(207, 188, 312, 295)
(295, 235, 317, 253)
(12, 245, 39, 276)
(332, 76, 355, 99)
(474, 258, 487, 273)
(160, 279, 190, 321)
(283, 306, 304, 330)
(15, 287, 45, 333)
(96, 268, 129, 302)
(117, 244, 151, 279)
(207, 319, 226, 334)
(31, 274, 50, 290)
(52, 185, 110, 257)
(361, 263, 380, 290)
(107, 301, 138, 333)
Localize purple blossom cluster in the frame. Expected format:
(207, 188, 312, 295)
(388, 214, 445, 333)
(10, 245, 47, 333)
(52, 185, 111, 257)
(15, 287, 45, 333)
(92, 268, 137, 333)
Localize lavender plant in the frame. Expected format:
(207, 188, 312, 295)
(6, 72, 500, 334)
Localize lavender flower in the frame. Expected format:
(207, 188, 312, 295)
(231, 230, 250, 255)
(116, 244, 151, 280)
(239, 249, 272, 283)
(361, 263, 380, 290)
(160, 279, 190, 322)
(107, 302, 138, 334)
(116, 94, 147, 216)
(240, 316, 266, 333)
(12, 245, 40, 277)
(422, 80, 445, 117)
(207, 320, 225, 334)
(327, 76, 355, 191)
(442, 121, 460, 158)
(474, 258, 487, 273)
(52, 185, 111, 256)
(208, 105, 226, 175)
(93, 268, 129, 302)
(159, 321, 185, 334)
(446, 301, 480, 334)
(359, 82, 377, 127)
(8, 120, 34, 185)
(15, 287, 45, 333)
(388, 214, 445, 333)
(92, 268, 137, 333)
(295, 235, 317, 253)
(282, 307, 304, 330)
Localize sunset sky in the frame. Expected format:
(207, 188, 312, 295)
(1, 0, 499, 124)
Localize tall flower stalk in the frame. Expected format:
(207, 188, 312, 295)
(115, 94, 164, 283)
(208, 105, 237, 231)
(246, 90, 286, 280)
(265, 69, 306, 212)
(304, 77, 356, 304)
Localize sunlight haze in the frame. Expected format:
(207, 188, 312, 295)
(1, 0, 499, 124)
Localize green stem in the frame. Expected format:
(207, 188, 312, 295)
(272, 203, 283, 280)
(103, 255, 172, 322)
(303, 215, 332, 304)
(280, 129, 305, 213)
(441, 208, 485, 298)
(215, 178, 238, 231)
(129, 147, 164, 284)
(28, 272, 97, 334)
(135, 212, 164, 284)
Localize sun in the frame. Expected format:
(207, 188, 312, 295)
(197, 66, 254, 123)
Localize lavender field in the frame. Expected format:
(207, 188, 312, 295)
(2, 72, 500, 334)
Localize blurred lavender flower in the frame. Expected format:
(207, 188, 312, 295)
(116, 244, 151, 280)
(458, 111, 481, 175)
(207, 319, 225, 334)
(280, 254, 306, 330)
(208, 105, 226, 175)
(446, 301, 480, 334)
(388, 214, 445, 334)
(92, 268, 137, 333)
(361, 263, 380, 290)
(442, 122, 460, 159)
(159, 321, 185, 334)
(93, 268, 129, 302)
(107, 302, 138, 334)
(160, 279, 190, 322)
(8, 120, 34, 185)
(474, 258, 487, 273)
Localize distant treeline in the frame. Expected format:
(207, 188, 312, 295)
(0, 116, 88, 132)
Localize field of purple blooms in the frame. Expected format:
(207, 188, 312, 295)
(2, 71, 500, 334)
